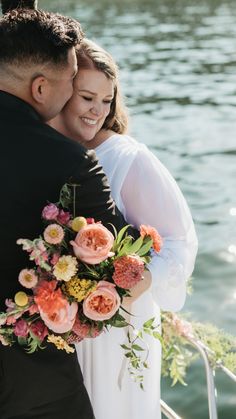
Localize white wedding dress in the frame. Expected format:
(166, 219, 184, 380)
(76, 134, 198, 419)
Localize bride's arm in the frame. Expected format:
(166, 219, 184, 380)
(120, 145, 198, 312)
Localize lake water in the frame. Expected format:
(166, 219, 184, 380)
(42, 0, 236, 417)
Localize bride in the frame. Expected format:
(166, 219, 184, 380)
(49, 38, 198, 419)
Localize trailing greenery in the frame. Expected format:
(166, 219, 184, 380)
(161, 312, 236, 386)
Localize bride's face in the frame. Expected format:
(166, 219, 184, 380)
(61, 68, 114, 142)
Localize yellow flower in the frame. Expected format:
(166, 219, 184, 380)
(71, 216, 87, 232)
(14, 291, 29, 307)
(64, 277, 97, 302)
(47, 334, 74, 354)
(53, 255, 78, 282)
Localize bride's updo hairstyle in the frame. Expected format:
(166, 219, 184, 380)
(76, 39, 128, 135)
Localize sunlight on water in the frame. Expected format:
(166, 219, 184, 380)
(219, 250, 236, 264)
(229, 207, 236, 216)
(228, 245, 236, 256)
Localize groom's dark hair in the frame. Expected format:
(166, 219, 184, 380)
(1, 0, 37, 13)
(0, 8, 83, 69)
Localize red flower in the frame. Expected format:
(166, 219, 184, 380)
(30, 320, 48, 341)
(113, 255, 144, 289)
(57, 209, 71, 225)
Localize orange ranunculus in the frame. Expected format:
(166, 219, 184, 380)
(34, 280, 66, 316)
(34, 280, 78, 333)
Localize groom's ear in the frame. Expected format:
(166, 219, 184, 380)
(31, 75, 49, 104)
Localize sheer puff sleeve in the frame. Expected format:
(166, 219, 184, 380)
(120, 144, 198, 312)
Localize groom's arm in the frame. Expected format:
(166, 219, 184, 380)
(70, 148, 139, 237)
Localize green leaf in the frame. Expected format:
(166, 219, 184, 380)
(125, 352, 133, 358)
(132, 344, 145, 351)
(17, 336, 27, 346)
(121, 344, 130, 350)
(143, 317, 155, 328)
(125, 236, 144, 255)
(114, 225, 130, 247)
(59, 183, 73, 208)
(113, 320, 129, 328)
(153, 331, 163, 342)
(116, 237, 133, 257)
(137, 239, 153, 256)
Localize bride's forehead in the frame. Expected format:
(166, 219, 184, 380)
(74, 69, 114, 91)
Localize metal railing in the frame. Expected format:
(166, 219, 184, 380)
(160, 334, 236, 419)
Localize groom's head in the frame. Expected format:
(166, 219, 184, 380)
(0, 8, 83, 120)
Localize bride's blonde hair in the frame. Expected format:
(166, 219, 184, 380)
(76, 39, 128, 134)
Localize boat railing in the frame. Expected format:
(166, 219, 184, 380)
(160, 333, 236, 419)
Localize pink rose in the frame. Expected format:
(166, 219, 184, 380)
(83, 280, 120, 321)
(14, 319, 29, 337)
(70, 224, 114, 264)
(30, 320, 48, 341)
(42, 203, 59, 220)
(39, 301, 78, 334)
(57, 209, 71, 225)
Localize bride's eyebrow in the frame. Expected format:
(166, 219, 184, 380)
(78, 89, 95, 95)
(78, 89, 113, 98)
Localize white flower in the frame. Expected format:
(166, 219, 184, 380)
(53, 255, 78, 282)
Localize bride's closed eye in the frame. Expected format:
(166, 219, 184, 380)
(82, 96, 93, 101)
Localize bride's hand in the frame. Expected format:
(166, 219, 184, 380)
(122, 270, 151, 309)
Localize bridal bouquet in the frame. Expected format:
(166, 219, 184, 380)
(0, 184, 162, 384)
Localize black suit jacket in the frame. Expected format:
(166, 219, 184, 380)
(0, 91, 136, 417)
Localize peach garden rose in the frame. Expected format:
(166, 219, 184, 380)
(83, 280, 120, 321)
(70, 223, 114, 264)
(39, 301, 78, 334)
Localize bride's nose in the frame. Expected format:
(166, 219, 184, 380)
(91, 102, 102, 116)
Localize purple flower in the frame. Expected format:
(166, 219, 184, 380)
(42, 203, 59, 220)
(14, 319, 29, 337)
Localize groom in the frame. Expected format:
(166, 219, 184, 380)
(0, 6, 135, 419)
